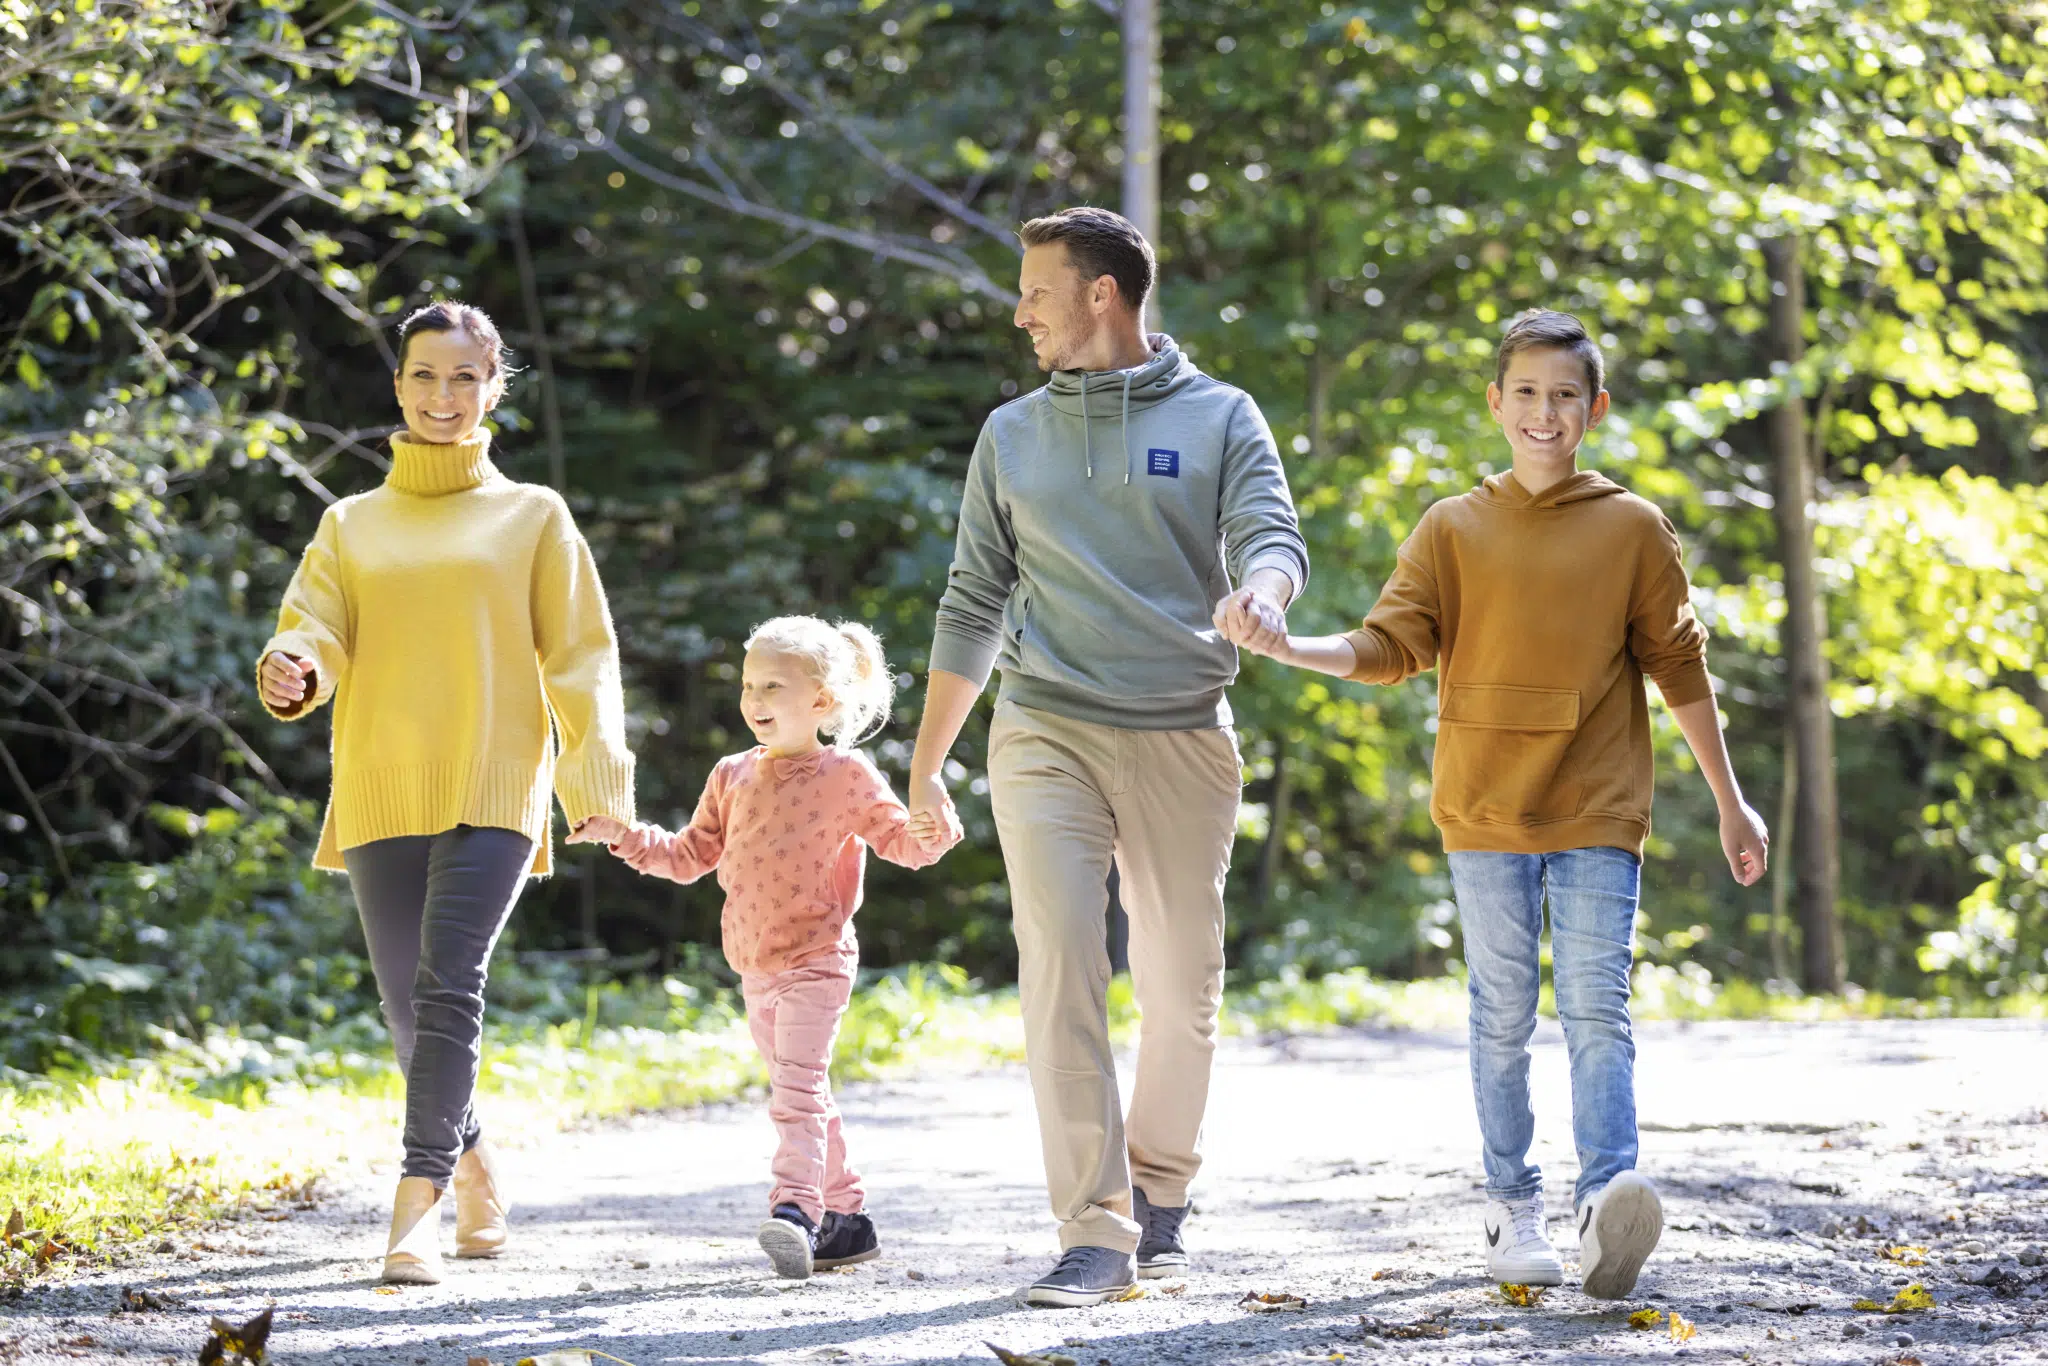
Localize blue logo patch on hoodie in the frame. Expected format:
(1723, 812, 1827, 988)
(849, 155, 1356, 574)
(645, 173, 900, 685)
(1146, 448, 1181, 478)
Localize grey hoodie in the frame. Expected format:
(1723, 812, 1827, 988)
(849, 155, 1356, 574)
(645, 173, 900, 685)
(929, 334, 1309, 730)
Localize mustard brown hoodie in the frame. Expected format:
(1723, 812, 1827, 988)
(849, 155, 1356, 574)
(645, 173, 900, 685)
(1343, 470, 1711, 856)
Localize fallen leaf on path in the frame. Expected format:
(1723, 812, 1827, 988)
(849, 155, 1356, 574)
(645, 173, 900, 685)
(467, 1357, 495, 1366)
(1879, 1356, 1923, 1366)
(1496, 1283, 1546, 1308)
(118, 1287, 181, 1312)
(1157, 1280, 1187, 1297)
(1628, 1309, 1664, 1330)
(984, 1344, 1077, 1366)
(1669, 1313, 1697, 1342)
(196, 1306, 272, 1366)
(1854, 1284, 1934, 1314)
(1358, 1312, 1451, 1341)
(371, 1286, 400, 1296)
(1239, 1291, 1308, 1313)
(1110, 1283, 1149, 1302)
(514, 1354, 639, 1366)
(1880, 1245, 1929, 1266)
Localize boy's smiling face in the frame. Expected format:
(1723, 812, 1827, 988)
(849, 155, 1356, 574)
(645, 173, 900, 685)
(1486, 344, 1610, 468)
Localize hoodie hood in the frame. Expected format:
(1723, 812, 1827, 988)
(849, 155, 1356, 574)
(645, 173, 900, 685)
(1045, 333, 1200, 483)
(1474, 469, 1628, 510)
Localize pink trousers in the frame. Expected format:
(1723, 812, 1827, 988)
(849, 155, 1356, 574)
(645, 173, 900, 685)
(740, 950, 865, 1223)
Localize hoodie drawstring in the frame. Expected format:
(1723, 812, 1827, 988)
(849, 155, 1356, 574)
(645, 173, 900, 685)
(1121, 371, 1134, 485)
(1080, 372, 1093, 479)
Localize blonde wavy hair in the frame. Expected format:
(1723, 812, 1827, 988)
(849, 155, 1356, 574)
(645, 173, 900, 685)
(744, 616, 894, 747)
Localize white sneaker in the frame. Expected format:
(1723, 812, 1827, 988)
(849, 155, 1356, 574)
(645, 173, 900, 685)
(1576, 1171, 1663, 1299)
(1482, 1194, 1564, 1286)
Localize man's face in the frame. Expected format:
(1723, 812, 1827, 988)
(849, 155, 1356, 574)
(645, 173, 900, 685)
(1014, 243, 1099, 372)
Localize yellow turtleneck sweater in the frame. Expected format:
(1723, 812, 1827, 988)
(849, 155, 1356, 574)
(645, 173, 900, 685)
(259, 431, 634, 875)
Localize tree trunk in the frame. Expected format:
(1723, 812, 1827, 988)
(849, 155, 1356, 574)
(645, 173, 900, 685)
(1763, 233, 1844, 993)
(1768, 717, 1796, 984)
(1255, 741, 1295, 908)
(1121, 0, 1160, 330)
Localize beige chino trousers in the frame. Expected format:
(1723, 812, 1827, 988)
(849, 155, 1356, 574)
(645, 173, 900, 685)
(988, 699, 1242, 1253)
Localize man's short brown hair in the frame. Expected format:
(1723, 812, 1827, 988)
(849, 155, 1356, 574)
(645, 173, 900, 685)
(1495, 309, 1605, 394)
(1018, 207, 1155, 315)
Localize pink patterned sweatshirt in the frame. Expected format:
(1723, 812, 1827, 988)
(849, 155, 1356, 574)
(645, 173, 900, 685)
(614, 746, 960, 975)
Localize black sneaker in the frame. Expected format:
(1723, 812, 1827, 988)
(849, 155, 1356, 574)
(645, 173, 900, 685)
(1132, 1185, 1190, 1279)
(757, 1203, 817, 1280)
(1024, 1245, 1136, 1308)
(814, 1210, 880, 1269)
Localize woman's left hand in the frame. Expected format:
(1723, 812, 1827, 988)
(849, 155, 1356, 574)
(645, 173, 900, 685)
(568, 815, 629, 846)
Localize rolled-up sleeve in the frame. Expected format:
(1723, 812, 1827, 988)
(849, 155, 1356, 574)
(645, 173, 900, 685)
(1219, 394, 1310, 597)
(1628, 512, 1712, 706)
(1343, 512, 1443, 686)
(928, 420, 1016, 688)
(259, 505, 351, 721)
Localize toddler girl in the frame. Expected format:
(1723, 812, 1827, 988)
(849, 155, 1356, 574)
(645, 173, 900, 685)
(609, 616, 962, 1279)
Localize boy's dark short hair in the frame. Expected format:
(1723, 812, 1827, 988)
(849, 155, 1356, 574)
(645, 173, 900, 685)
(1496, 309, 1604, 394)
(1018, 207, 1155, 315)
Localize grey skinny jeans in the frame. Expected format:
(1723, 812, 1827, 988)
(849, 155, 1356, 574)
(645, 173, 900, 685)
(343, 824, 533, 1186)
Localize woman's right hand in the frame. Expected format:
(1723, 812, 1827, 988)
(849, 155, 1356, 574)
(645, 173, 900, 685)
(260, 652, 316, 712)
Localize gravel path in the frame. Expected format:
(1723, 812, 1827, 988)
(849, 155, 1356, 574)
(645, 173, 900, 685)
(8, 1019, 2047, 1365)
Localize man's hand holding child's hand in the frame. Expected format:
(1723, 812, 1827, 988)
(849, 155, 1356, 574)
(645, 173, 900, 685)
(906, 783, 963, 854)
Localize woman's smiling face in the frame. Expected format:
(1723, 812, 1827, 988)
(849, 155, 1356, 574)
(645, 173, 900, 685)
(394, 327, 501, 444)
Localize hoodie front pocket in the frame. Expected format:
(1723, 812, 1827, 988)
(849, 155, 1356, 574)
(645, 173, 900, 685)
(1432, 684, 1583, 824)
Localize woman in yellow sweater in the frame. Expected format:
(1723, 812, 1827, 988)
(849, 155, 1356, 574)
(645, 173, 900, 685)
(257, 301, 635, 1285)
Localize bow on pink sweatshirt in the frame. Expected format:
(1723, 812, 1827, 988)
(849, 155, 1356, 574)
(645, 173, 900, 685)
(613, 746, 960, 974)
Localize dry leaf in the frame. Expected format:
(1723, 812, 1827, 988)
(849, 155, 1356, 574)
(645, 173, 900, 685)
(120, 1287, 179, 1313)
(984, 1345, 1077, 1366)
(1238, 1291, 1308, 1313)
(1628, 1308, 1665, 1330)
(2, 1209, 22, 1245)
(1358, 1312, 1451, 1341)
(1110, 1283, 1149, 1303)
(1854, 1283, 1935, 1314)
(468, 1358, 495, 1366)
(1496, 1283, 1546, 1308)
(514, 1354, 639, 1366)
(1880, 1244, 1929, 1266)
(1158, 1281, 1188, 1297)
(196, 1307, 273, 1366)
(372, 1286, 401, 1296)
(1669, 1313, 1697, 1342)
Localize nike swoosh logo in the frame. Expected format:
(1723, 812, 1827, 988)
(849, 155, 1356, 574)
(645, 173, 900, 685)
(1486, 1224, 1501, 1248)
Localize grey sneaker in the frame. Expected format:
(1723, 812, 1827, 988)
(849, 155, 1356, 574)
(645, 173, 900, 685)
(1024, 1245, 1136, 1307)
(1132, 1185, 1189, 1279)
(757, 1203, 817, 1280)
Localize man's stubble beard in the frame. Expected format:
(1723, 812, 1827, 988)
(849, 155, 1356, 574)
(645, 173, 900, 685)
(1038, 299, 1100, 373)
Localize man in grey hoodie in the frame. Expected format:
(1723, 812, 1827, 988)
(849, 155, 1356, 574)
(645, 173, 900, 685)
(905, 207, 1309, 1306)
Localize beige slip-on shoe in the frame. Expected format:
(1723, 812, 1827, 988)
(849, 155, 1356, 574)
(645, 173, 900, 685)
(453, 1140, 510, 1259)
(381, 1176, 445, 1285)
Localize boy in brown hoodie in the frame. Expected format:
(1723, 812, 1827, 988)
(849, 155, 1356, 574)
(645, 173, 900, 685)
(1226, 310, 1769, 1298)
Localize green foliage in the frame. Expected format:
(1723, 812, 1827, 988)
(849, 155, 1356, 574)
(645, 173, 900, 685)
(5, 0, 2048, 1070)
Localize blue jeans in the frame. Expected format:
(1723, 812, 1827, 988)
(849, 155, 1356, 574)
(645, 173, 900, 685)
(1447, 847, 1642, 1209)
